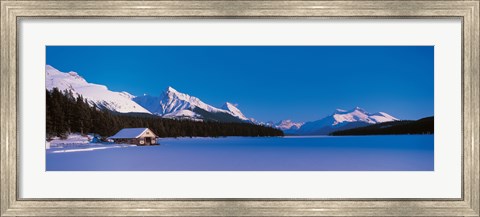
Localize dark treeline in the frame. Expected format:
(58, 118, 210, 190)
(46, 88, 283, 139)
(330, 116, 434, 136)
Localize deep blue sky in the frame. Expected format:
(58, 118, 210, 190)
(46, 46, 434, 122)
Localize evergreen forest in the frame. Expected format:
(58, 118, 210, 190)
(46, 88, 284, 139)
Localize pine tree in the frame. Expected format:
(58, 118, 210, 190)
(45, 89, 284, 138)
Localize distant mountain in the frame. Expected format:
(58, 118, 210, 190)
(274, 120, 305, 134)
(46, 65, 151, 114)
(133, 87, 249, 123)
(46, 65, 403, 128)
(331, 116, 433, 135)
(294, 107, 399, 135)
(275, 120, 304, 130)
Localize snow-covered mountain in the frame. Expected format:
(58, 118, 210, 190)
(275, 120, 304, 130)
(219, 117, 305, 134)
(162, 109, 203, 121)
(221, 102, 248, 121)
(296, 107, 399, 135)
(330, 107, 398, 125)
(46, 65, 251, 123)
(46, 65, 151, 114)
(46, 65, 400, 131)
(133, 87, 249, 122)
(247, 119, 303, 133)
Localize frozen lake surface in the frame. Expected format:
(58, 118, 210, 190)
(46, 135, 434, 171)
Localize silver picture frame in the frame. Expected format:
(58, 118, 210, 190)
(1, 1, 478, 216)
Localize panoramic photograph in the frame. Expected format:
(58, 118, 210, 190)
(45, 46, 434, 171)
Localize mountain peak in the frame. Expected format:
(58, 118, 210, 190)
(46, 65, 64, 76)
(330, 107, 398, 125)
(46, 64, 57, 71)
(351, 106, 366, 112)
(276, 119, 292, 125)
(67, 71, 85, 81)
(134, 87, 251, 122)
(221, 102, 248, 120)
(165, 86, 178, 93)
(162, 86, 191, 101)
(223, 102, 238, 108)
(275, 119, 304, 131)
(297, 107, 400, 135)
(46, 65, 150, 114)
(334, 107, 367, 115)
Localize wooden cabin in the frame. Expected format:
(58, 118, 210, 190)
(108, 128, 158, 146)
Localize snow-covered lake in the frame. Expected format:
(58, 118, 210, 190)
(46, 135, 434, 171)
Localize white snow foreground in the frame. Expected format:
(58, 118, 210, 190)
(47, 143, 135, 154)
(46, 65, 151, 114)
(47, 133, 135, 153)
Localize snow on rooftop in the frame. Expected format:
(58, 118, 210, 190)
(109, 128, 149, 139)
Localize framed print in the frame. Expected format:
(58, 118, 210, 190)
(1, 0, 479, 216)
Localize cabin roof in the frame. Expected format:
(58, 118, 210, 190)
(109, 128, 151, 139)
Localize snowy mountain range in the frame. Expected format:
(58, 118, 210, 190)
(273, 120, 305, 134)
(46, 65, 400, 134)
(132, 87, 250, 122)
(294, 107, 399, 135)
(47, 65, 250, 123)
(46, 65, 150, 114)
(221, 102, 248, 121)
